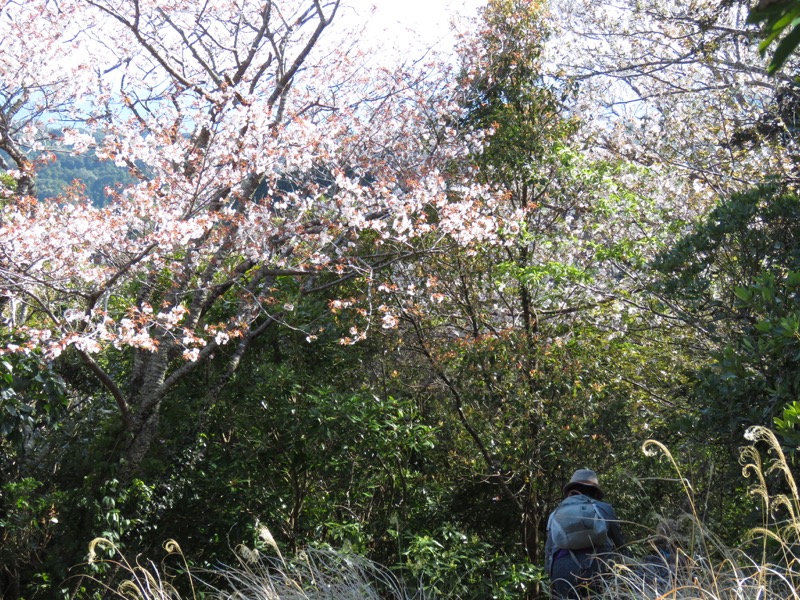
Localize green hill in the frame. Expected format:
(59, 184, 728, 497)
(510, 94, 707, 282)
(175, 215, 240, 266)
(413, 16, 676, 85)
(35, 148, 135, 207)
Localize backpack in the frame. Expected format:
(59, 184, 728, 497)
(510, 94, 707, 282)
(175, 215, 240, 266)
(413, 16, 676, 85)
(548, 494, 609, 550)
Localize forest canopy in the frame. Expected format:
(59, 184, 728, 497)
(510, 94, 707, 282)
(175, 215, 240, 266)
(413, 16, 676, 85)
(1, 0, 800, 599)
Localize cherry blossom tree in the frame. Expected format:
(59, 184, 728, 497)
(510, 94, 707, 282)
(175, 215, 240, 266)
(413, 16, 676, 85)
(547, 0, 800, 214)
(542, 0, 800, 376)
(0, 0, 89, 197)
(0, 0, 496, 474)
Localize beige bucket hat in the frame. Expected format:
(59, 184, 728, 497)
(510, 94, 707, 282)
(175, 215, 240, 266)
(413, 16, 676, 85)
(563, 469, 604, 500)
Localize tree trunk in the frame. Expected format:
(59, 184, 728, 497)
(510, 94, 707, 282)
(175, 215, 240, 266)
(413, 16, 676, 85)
(120, 349, 170, 479)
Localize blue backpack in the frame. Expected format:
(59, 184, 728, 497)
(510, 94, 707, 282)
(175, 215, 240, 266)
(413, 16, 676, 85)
(548, 495, 609, 550)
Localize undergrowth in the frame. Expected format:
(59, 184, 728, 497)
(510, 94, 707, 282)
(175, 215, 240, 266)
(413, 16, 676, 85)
(73, 426, 800, 599)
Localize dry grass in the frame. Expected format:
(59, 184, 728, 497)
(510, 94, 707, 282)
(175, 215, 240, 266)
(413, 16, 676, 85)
(74, 527, 418, 600)
(206, 546, 418, 600)
(587, 427, 800, 600)
(71, 537, 190, 599)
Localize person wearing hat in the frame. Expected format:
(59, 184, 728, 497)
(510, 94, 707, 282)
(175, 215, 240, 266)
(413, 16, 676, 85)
(544, 469, 626, 599)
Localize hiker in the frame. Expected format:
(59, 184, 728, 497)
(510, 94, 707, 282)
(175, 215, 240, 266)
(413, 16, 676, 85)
(544, 469, 626, 599)
(638, 518, 686, 588)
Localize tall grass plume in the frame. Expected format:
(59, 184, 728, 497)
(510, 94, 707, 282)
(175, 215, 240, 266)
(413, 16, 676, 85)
(592, 428, 800, 600)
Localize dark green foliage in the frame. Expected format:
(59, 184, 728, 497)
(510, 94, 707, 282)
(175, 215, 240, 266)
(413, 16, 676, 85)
(653, 186, 800, 329)
(649, 185, 800, 544)
(0, 478, 64, 599)
(396, 522, 542, 599)
(0, 353, 70, 597)
(653, 186, 800, 445)
(1, 352, 68, 456)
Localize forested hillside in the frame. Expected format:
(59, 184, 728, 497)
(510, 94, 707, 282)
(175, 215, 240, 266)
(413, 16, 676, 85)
(35, 147, 135, 206)
(2, 0, 800, 599)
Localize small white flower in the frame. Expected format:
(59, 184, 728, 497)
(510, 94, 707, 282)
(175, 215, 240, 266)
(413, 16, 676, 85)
(381, 313, 399, 329)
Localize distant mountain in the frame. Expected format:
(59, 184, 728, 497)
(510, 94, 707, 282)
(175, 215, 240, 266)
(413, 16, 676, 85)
(0, 130, 136, 207)
(35, 148, 135, 207)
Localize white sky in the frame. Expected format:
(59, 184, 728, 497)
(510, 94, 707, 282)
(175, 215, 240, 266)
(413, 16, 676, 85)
(335, 0, 486, 56)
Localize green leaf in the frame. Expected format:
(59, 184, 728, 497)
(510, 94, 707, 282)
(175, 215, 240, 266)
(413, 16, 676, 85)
(768, 23, 800, 73)
(749, 2, 800, 22)
(786, 271, 800, 287)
